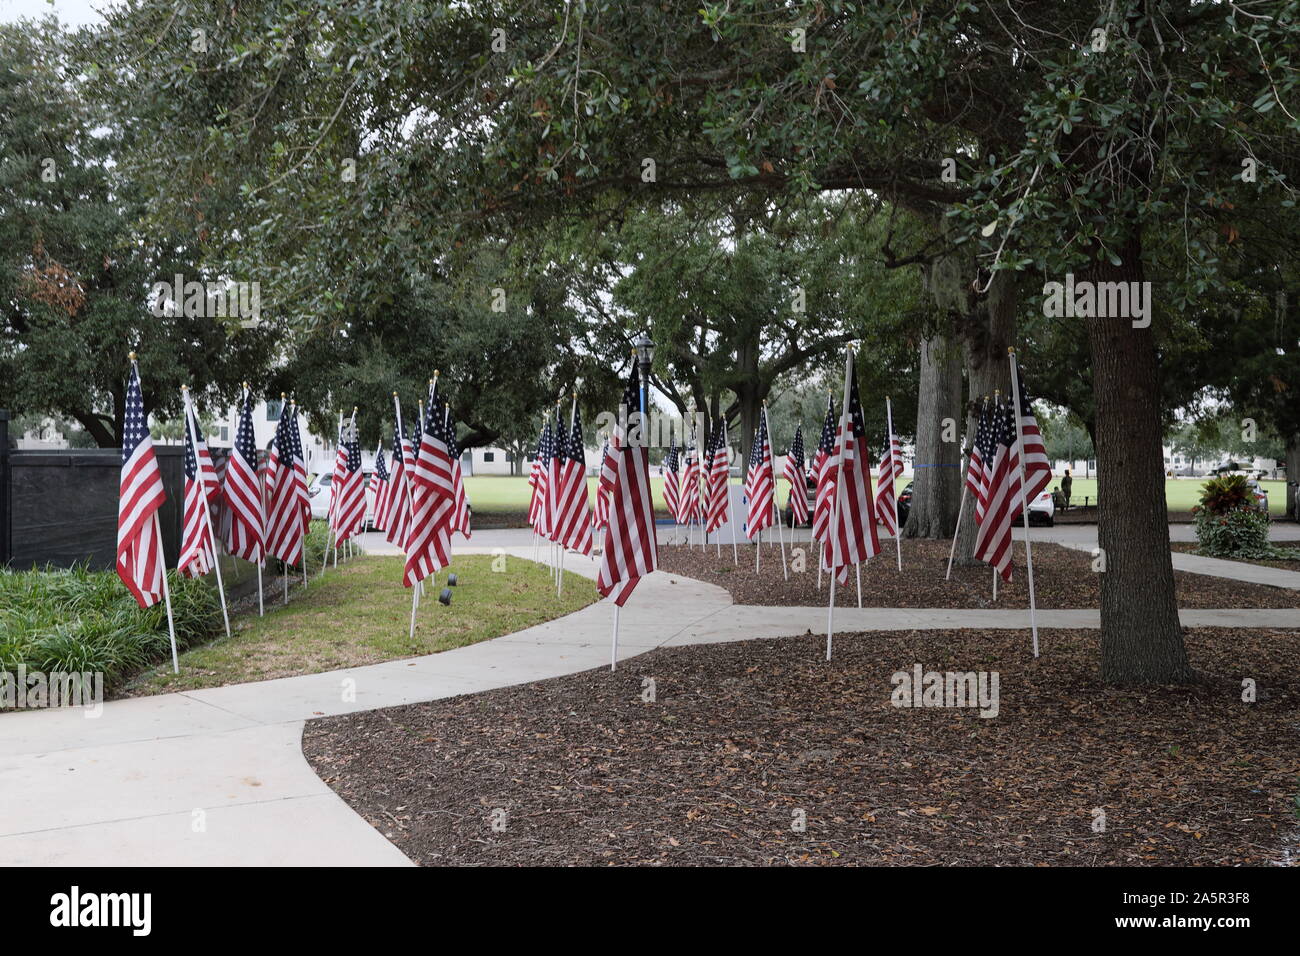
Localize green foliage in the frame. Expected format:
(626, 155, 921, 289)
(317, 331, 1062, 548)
(0, 564, 220, 695)
(0, 23, 277, 446)
(1196, 474, 1255, 516)
(1192, 508, 1272, 559)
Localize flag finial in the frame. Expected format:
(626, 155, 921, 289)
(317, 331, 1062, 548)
(280, 392, 286, 399)
(128, 351, 137, 361)
(1008, 346, 1016, 355)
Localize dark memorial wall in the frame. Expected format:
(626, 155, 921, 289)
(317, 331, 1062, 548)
(5, 447, 187, 571)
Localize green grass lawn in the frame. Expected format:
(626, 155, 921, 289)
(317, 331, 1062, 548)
(123, 554, 596, 696)
(463, 474, 1285, 514)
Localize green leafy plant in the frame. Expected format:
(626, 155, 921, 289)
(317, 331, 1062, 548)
(1195, 474, 1255, 517)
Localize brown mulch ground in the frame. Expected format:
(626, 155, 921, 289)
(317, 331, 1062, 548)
(654, 539, 1300, 609)
(302, 627, 1300, 866)
(1171, 541, 1300, 574)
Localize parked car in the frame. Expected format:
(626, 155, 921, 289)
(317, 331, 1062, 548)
(1025, 487, 1055, 526)
(308, 472, 379, 528)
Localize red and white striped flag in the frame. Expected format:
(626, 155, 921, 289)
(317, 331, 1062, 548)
(117, 360, 167, 607)
(222, 389, 264, 562)
(404, 386, 454, 586)
(661, 437, 680, 521)
(551, 399, 594, 554)
(676, 432, 701, 526)
(594, 438, 613, 529)
(972, 399, 1021, 582)
(822, 356, 881, 584)
(265, 399, 311, 567)
(875, 412, 904, 536)
(443, 405, 472, 539)
(331, 412, 367, 545)
(782, 425, 809, 526)
(1014, 375, 1052, 504)
(704, 424, 730, 534)
(369, 446, 391, 533)
(744, 414, 775, 540)
(810, 395, 837, 545)
(529, 421, 552, 534)
(385, 401, 415, 551)
(597, 367, 658, 606)
(179, 402, 219, 578)
(966, 398, 990, 524)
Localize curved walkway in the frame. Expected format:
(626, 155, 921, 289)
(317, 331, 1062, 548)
(3, 530, 1299, 866)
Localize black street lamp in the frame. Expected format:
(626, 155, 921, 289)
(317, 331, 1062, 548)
(632, 332, 655, 418)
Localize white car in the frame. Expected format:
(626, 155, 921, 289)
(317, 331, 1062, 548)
(1026, 488, 1055, 526)
(308, 472, 378, 527)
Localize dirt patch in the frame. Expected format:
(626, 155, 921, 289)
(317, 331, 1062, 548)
(654, 539, 1300, 608)
(302, 627, 1300, 866)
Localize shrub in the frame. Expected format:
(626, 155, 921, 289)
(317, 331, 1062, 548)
(1193, 507, 1273, 558)
(1196, 474, 1254, 516)
(0, 563, 220, 699)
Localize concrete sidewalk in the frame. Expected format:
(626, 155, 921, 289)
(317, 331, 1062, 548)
(3, 536, 1298, 866)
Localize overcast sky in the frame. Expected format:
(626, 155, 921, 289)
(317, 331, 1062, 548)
(1, 0, 106, 27)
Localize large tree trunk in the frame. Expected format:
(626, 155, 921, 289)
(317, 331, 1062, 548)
(1286, 434, 1300, 521)
(1084, 235, 1194, 684)
(903, 333, 963, 538)
(953, 270, 1018, 563)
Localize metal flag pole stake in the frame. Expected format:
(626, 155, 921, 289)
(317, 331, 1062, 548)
(856, 562, 862, 609)
(1008, 348, 1041, 658)
(826, 347, 854, 661)
(886, 396, 902, 571)
(183, 388, 231, 640)
(610, 605, 620, 672)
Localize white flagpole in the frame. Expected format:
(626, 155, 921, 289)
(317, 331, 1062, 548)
(256, 561, 264, 617)
(153, 513, 180, 674)
(1008, 348, 1041, 658)
(763, 404, 788, 580)
(826, 347, 854, 661)
(856, 562, 862, 608)
(945, 478, 969, 581)
(182, 388, 231, 640)
(886, 396, 902, 571)
(610, 604, 620, 672)
(724, 419, 740, 565)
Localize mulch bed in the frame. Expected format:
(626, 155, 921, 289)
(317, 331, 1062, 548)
(654, 539, 1300, 609)
(302, 627, 1300, 866)
(1171, 541, 1300, 574)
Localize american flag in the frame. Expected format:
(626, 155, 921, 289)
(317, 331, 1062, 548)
(782, 425, 809, 526)
(597, 366, 658, 606)
(404, 389, 454, 586)
(875, 415, 905, 535)
(332, 415, 366, 544)
(546, 404, 569, 543)
(117, 361, 167, 608)
(266, 400, 310, 567)
(444, 404, 472, 539)
(551, 402, 594, 554)
(385, 404, 415, 550)
(661, 437, 680, 520)
(370, 446, 391, 532)
(744, 414, 775, 539)
(822, 364, 881, 583)
(327, 415, 346, 530)
(1015, 376, 1052, 504)
(810, 396, 837, 544)
(593, 438, 612, 529)
(222, 390, 264, 562)
(676, 429, 701, 525)
(972, 399, 1022, 582)
(179, 402, 218, 578)
(704, 423, 731, 534)
(529, 422, 552, 534)
(968, 398, 992, 524)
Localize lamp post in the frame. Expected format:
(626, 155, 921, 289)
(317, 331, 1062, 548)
(632, 332, 655, 421)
